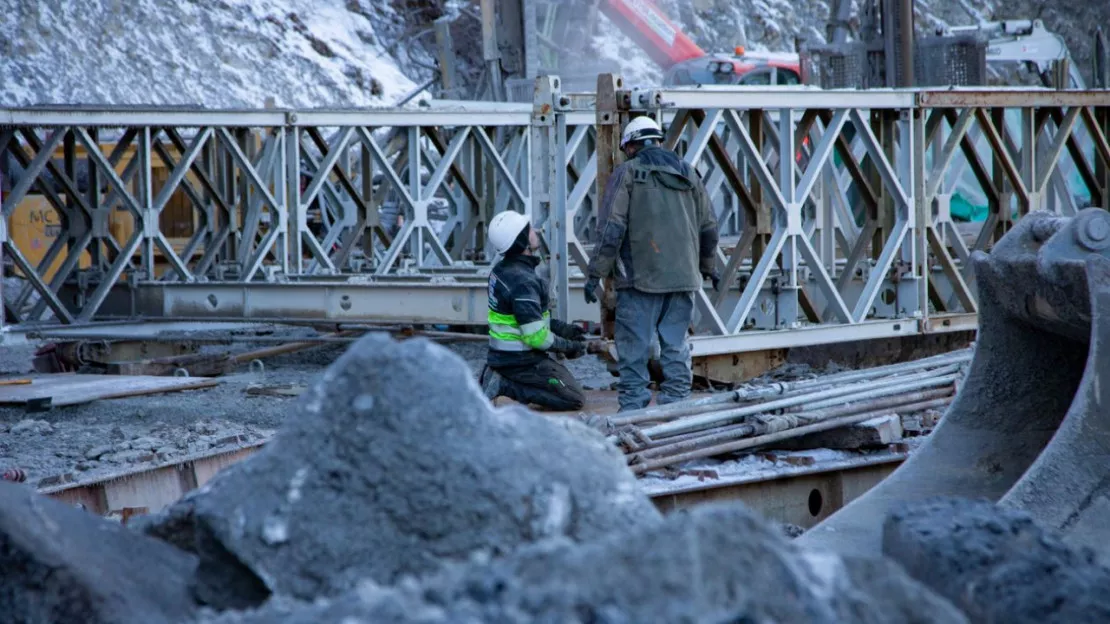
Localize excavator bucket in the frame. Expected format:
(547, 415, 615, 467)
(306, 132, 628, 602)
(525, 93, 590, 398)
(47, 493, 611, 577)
(800, 208, 1110, 556)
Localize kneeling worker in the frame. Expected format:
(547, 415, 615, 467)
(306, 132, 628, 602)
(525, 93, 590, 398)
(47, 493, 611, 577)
(479, 211, 589, 411)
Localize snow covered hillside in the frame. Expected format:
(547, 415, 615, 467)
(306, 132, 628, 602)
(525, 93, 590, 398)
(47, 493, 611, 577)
(0, 0, 1105, 108)
(0, 0, 424, 108)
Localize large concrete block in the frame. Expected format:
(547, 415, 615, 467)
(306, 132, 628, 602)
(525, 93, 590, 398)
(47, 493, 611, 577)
(141, 333, 660, 609)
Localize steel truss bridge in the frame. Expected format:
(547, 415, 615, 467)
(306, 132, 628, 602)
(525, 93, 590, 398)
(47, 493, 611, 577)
(2, 77, 1108, 362)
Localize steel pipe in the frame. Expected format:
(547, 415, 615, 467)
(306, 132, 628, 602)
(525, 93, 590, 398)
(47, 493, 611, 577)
(630, 397, 952, 474)
(630, 387, 953, 462)
(608, 349, 972, 426)
(633, 365, 963, 440)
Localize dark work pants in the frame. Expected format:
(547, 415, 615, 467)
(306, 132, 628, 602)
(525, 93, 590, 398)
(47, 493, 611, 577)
(491, 357, 587, 412)
(614, 288, 695, 411)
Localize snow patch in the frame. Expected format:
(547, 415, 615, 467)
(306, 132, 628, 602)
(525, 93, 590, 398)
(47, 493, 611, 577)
(0, 0, 419, 108)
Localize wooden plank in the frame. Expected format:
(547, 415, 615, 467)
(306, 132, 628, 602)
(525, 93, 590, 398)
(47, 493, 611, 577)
(0, 374, 218, 407)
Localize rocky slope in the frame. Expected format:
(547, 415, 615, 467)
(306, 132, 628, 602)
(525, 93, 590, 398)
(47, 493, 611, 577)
(1, 0, 1104, 108)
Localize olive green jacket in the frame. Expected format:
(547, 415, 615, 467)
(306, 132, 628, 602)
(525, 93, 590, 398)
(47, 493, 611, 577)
(587, 146, 719, 293)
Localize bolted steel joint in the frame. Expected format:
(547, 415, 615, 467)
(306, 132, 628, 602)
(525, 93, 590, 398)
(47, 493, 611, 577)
(1074, 210, 1110, 251)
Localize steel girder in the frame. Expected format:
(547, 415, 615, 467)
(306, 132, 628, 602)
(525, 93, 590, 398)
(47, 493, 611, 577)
(2, 87, 1109, 358)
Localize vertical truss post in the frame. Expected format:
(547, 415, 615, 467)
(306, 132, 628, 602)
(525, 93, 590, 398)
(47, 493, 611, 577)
(86, 127, 104, 271)
(992, 107, 1014, 241)
(749, 110, 772, 260)
(138, 127, 155, 278)
(911, 104, 929, 326)
(595, 73, 623, 338)
(876, 111, 897, 260)
(1019, 106, 1038, 216)
(360, 141, 377, 266)
(777, 107, 801, 327)
(276, 127, 290, 278)
(407, 126, 422, 266)
(285, 123, 303, 274)
(896, 107, 920, 317)
(530, 75, 570, 320)
(552, 93, 571, 321)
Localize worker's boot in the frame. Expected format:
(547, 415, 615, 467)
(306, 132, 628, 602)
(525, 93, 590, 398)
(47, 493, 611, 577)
(479, 365, 504, 401)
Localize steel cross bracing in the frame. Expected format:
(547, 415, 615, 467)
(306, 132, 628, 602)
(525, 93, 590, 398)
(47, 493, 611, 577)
(0, 105, 580, 328)
(2, 88, 1109, 358)
(536, 80, 1110, 356)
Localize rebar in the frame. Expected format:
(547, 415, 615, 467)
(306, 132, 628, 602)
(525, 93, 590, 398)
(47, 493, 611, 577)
(608, 349, 971, 426)
(632, 365, 962, 440)
(628, 387, 953, 463)
(630, 397, 951, 474)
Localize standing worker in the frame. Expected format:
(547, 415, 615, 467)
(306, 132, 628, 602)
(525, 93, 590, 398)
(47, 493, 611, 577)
(584, 116, 720, 412)
(479, 211, 590, 411)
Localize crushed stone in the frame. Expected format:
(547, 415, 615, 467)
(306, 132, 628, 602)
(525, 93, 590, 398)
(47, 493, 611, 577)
(0, 333, 615, 485)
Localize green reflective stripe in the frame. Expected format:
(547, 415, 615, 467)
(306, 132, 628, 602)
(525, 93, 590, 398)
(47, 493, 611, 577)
(538, 331, 555, 349)
(489, 337, 529, 351)
(488, 310, 519, 327)
(488, 309, 553, 350)
(519, 319, 552, 349)
(520, 327, 553, 350)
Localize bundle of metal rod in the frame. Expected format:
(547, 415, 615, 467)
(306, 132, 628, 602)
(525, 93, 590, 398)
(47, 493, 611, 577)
(605, 360, 965, 447)
(602, 353, 965, 473)
(629, 396, 952, 475)
(606, 349, 973, 428)
(625, 387, 954, 465)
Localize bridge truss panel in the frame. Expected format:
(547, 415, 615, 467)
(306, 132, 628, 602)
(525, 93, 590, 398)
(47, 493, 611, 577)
(0, 106, 535, 325)
(2, 87, 1109, 358)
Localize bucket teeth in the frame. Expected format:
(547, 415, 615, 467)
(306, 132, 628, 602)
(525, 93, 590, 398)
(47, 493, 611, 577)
(800, 208, 1110, 557)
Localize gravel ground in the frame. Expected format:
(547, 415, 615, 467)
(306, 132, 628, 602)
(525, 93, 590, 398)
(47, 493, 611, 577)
(0, 333, 617, 486)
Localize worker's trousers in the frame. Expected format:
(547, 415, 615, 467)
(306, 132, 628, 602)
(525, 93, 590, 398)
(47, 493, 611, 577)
(489, 357, 587, 412)
(614, 288, 694, 412)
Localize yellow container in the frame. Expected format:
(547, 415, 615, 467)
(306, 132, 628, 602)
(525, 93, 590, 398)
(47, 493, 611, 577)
(5, 196, 92, 282)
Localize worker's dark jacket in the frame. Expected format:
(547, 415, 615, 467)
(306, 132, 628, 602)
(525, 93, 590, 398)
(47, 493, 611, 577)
(486, 254, 577, 367)
(587, 145, 719, 293)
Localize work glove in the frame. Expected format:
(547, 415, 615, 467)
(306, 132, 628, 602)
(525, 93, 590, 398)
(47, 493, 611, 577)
(584, 276, 601, 304)
(703, 270, 721, 291)
(551, 319, 587, 341)
(563, 340, 588, 360)
(552, 336, 587, 359)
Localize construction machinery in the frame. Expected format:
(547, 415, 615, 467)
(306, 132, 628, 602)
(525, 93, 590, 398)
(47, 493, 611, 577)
(799, 208, 1110, 556)
(945, 19, 1086, 89)
(481, 0, 1099, 98)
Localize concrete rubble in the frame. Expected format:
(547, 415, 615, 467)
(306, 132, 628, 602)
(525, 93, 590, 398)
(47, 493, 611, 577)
(0, 481, 199, 624)
(883, 497, 1110, 624)
(137, 333, 661, 610)
(199, 502, 968, 624)
(4, 334, 1101, 623)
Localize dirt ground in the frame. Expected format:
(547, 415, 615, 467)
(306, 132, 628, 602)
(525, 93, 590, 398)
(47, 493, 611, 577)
(0, 332, 627, 485)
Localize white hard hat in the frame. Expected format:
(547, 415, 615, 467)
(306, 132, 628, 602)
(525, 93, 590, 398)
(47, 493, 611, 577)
(620, 116, 664, 148)
(488, 211, 531, 255)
